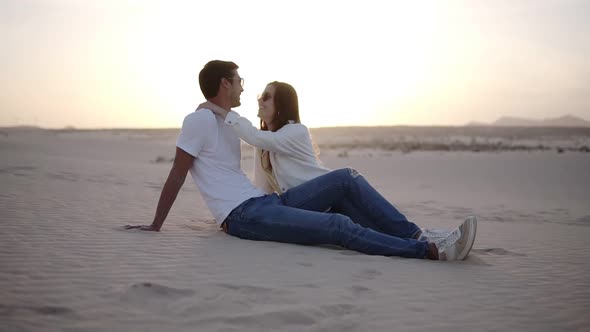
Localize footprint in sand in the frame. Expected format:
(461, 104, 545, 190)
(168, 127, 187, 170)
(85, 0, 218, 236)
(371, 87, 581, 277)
(472, 248, 526, 257)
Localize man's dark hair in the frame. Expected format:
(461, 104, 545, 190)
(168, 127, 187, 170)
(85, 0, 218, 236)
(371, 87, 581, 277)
(198, 60, 239, 99)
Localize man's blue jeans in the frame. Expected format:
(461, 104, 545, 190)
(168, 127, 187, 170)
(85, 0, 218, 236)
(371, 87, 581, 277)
(224, 168, 428, 258)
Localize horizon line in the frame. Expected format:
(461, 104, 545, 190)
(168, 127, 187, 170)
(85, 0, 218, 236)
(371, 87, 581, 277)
(3, 124, 590, 131)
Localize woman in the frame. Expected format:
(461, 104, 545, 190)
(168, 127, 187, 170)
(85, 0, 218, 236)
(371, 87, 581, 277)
(199, 82, 476, 260)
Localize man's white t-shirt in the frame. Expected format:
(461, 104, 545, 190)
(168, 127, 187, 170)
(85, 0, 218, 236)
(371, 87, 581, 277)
(176, 108, 265, 224)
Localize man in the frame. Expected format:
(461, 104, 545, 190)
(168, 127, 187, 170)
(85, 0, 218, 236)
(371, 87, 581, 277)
(125, 60, 476, 261)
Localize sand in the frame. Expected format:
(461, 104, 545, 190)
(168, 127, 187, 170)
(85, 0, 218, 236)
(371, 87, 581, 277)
(1, 128, 589, 332)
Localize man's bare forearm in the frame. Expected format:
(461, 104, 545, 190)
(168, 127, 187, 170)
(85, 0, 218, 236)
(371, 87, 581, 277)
(150, 169, 186, 231)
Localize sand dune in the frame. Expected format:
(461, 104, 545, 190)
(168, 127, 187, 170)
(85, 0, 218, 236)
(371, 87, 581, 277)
(1, 129, 589, 331)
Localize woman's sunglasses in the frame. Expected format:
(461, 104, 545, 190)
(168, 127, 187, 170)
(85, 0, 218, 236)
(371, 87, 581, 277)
(258, 92, 273, 102)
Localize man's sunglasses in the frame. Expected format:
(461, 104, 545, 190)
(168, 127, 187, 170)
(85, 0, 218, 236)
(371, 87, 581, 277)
(226, 77, 244, 87)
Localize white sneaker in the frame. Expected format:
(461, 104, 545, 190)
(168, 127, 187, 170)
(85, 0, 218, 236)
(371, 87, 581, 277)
(417, 228, 453, 244)
(436, 216, 477, 261)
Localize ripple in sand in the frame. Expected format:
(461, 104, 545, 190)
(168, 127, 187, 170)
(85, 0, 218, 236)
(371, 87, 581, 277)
(349, 285, 372, 296)
(219, 303, 361, 328)
(144, 181, 163, 191)
(297, 262, 313, 267)
(215, 283, 278, 294)
(0, 165, 37, 176)
(120, 282, 196, 302)
(0, 303, 75, 317)
(151, 156, 174, 163)
(353, 268, 383, 280)
(573, 215, 590, 225)
(46, 171, 79, 182)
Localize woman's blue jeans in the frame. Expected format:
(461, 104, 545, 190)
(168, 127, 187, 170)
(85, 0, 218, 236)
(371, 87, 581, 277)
(224, 168, 428, 258)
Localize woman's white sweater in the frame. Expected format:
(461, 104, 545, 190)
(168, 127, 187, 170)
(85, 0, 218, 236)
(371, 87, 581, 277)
(224, 111, 331, 193)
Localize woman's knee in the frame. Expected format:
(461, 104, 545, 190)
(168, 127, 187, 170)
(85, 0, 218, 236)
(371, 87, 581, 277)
(332, 168, 361, 181)
(346, 168, 361, 178)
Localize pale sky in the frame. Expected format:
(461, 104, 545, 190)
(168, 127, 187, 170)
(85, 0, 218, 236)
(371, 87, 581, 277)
(1, 0, 589, 128)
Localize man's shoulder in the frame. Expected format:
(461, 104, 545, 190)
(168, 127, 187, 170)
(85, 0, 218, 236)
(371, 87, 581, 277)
(182, 109, 217, 129)
(184, 108, 216, 121)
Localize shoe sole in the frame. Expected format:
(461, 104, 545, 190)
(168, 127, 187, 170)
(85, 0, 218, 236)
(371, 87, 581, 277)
(456, 216, 477, 260)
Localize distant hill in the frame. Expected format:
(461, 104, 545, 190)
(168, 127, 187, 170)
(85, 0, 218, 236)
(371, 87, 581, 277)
(0, 125, 44, 132)
(467, 115, 590, 127)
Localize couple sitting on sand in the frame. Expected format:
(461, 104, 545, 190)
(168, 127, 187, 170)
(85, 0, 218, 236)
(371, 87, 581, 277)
(125, 60, 477, 261)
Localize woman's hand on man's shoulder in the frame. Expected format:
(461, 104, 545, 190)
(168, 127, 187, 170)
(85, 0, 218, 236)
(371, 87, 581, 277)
(197, 101, 229, 117)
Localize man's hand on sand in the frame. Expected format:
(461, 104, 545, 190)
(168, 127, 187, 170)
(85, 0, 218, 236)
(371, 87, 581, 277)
(124, 224, 159, 232)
